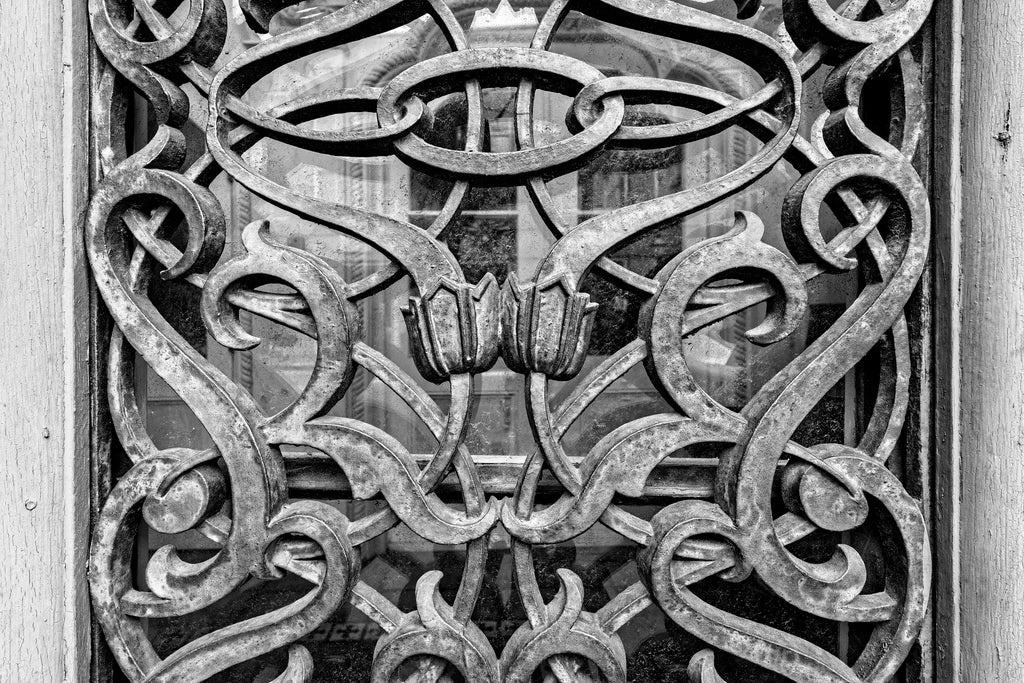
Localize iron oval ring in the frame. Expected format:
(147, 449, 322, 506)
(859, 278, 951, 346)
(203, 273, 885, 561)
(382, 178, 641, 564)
(571, 76, 784, 150)
(376, 47, 626, 183)
(216, 86, 428, 157)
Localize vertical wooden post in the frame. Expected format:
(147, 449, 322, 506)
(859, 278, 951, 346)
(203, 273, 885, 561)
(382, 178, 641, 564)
(0, 2, 90, 681)
(941, 0, 1024, 679)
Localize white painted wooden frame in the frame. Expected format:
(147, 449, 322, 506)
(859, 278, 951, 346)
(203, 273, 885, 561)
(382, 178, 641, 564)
(931, 0, 1024, 679)
(0, 0, 92, 680)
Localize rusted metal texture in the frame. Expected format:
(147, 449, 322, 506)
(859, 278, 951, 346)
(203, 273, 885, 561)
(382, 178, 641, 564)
(86, 0, 934, 680)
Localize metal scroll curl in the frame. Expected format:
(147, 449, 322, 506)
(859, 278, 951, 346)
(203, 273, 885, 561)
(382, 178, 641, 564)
(86, 0, 934, 680)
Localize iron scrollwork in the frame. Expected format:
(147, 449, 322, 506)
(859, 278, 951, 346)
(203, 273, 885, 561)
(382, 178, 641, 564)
(87, 0, 934, 680)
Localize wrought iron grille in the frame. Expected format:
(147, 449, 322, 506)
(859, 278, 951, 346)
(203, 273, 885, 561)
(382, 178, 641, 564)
(87, 0, 934, 680)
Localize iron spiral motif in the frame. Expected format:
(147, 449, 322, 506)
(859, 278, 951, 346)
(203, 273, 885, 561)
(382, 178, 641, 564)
(87, 0, 933, 680)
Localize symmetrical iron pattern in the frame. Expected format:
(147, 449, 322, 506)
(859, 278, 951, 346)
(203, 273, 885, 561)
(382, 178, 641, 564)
(87, 0, 934, 680)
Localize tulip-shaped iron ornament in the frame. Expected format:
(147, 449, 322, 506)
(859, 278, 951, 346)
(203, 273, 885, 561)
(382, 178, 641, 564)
(500, 272, 599, 381)
(404, 274, 502, 383)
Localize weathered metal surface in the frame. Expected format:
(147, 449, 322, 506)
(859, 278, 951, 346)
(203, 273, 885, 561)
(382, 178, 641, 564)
(85, 0, 934, 680)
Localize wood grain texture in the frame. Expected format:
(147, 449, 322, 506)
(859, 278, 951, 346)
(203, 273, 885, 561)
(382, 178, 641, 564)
(0, 0, 90, 680)
(959, 0, 1024, 679)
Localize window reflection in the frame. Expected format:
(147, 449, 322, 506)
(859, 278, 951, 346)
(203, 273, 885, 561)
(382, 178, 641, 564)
(141, 1, 856, 679)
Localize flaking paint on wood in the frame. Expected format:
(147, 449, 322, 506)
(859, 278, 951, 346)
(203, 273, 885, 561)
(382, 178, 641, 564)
(0, 1, 90, 680)
(959, 0, 1024, 679)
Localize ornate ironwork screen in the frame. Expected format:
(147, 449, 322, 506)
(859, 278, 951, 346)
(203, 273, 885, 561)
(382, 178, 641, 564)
(87, 0, 933, 680)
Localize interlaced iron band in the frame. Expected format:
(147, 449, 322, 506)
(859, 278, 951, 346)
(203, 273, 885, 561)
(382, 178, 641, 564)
(86, 0, 934, 680)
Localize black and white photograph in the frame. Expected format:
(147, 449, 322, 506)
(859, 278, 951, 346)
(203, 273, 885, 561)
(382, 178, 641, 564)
(0, 0, 1008, 680)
